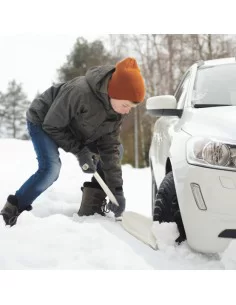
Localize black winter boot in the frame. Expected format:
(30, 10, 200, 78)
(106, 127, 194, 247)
(0, 195, 21, 226)
(0, 195, 32, 226)
(78, 182, 107, 216)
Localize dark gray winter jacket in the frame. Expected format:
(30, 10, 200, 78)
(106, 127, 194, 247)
(26, 65, 124, 189)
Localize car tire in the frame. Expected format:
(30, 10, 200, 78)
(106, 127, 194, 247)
(153, 171, 186, 243)
(153, 171, 178, 222)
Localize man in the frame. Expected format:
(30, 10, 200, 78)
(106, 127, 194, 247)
(1, 57, 145, 226)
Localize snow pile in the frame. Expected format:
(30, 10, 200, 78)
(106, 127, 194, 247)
(0, 211, 153, 269)
(0, 138, 233, 269)
(221, 240, 236, 269)
(152, 221, 179, 248)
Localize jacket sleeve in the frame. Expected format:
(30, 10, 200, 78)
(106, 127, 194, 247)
(96, 124, 123, 190)
(42, 87, 81, 154)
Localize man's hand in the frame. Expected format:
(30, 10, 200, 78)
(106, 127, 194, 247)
(107, 190, 126, 218)
(77, 147, 99, 173)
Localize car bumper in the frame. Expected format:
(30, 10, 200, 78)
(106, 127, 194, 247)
(173, 161, 236, 253)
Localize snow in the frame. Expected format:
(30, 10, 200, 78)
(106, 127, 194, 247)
(0, 138, 236, 270)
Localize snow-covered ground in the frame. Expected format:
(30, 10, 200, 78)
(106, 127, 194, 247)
(0, 138, 236, 269)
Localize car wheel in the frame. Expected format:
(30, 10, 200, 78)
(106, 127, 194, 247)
(151, 167, 158, 217)
(153, 171, 186, 242)
(153, 171, 178, 222)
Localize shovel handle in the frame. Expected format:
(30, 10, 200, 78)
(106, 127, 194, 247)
(93, 172, 119, 207)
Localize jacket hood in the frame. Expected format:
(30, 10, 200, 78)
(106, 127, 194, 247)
(85, 65, 115, 110)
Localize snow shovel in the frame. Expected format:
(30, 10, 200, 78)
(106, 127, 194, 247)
(92, 170, 157, 250)
(82, 163, 157, 250)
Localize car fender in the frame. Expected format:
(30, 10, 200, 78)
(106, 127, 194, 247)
(169, 130, 192, 211)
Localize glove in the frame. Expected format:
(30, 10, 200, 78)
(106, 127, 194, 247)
(107, 190, 126, 218)
(77, 147, 99, 174)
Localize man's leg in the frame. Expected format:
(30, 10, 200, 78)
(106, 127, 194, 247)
(1, 120, 61, 225)
(16, 121, 62, 209)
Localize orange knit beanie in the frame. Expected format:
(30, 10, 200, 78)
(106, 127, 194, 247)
(108, 57, 145, 102)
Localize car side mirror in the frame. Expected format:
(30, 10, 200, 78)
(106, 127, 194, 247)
(146, 95, 183, 117)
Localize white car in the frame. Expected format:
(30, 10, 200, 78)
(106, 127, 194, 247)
(147, 57, 236, 253)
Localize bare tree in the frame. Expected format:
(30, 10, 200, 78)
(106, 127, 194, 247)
(188, 34, 235, 61)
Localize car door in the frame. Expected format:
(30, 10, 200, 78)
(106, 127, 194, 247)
(152, 71, 191, 188)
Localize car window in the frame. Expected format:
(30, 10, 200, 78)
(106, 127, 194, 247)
(175, 73, 190, 109)
(192, 63, 236, 107)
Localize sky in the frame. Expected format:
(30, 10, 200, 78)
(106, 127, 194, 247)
(0, 1, 108, 100)
(0, 33, 102, 100)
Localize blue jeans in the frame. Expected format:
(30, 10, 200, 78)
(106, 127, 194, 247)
(15, 120, 61, 210)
